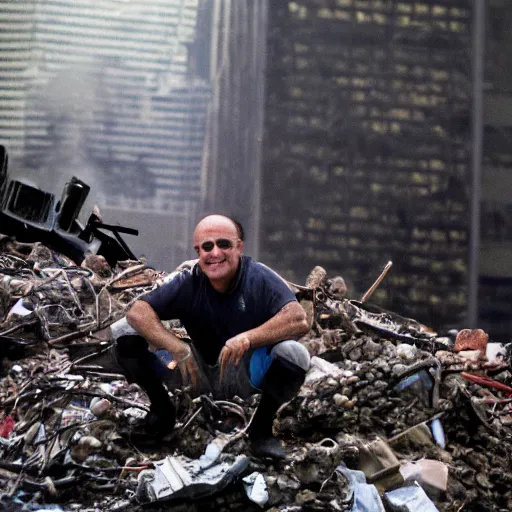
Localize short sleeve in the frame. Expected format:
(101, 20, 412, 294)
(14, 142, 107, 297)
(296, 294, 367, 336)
(140, 269, 192, 321)
(254, 263, 297, 318)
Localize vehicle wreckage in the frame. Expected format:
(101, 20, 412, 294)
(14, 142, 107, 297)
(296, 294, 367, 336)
(1, 156, 512, 511)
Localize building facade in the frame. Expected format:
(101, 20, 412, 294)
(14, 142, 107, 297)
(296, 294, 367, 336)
(0, 0, 210, 270)
(260, 0, 472, 331)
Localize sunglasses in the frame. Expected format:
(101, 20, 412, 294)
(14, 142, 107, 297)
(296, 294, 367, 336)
(195, 238, 238, 253)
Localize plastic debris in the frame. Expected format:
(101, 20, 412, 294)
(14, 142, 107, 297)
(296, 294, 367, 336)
(0, 415, 15, 438)
(336, 465, 385, 512)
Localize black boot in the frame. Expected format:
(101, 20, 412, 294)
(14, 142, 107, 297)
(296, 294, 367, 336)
(141, 400, 176, 437)
(116, 335, 176, 438)
(249, 393, 286, 459)
(249, 356, 306, 459)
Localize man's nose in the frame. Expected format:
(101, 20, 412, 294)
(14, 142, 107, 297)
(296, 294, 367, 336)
(210, 244, 223, 257)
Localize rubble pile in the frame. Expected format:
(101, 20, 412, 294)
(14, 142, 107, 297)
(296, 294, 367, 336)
(0, 234, 165, 351)
(1, 240, 512, 511)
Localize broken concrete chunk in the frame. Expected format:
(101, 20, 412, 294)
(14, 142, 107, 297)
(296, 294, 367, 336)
(456, 350, 483, 362)
(400, 459, 448, 500)
(304, 356, 344, 384)
(305, 265, 327, 288)
(454, 329, 488, 353)
(397, 344, 418, 361)
(90, 397, 111, 416)
(243, 472, 269, 508)
(328, 276, 348, 299)
(486, 343, 506, 364)
(384, 485, 440, 511)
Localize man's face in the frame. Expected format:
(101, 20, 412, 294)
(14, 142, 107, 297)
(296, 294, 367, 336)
(193, 216, 243, 292)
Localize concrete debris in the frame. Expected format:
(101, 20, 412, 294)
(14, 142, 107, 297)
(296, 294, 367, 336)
(384, 484, 440, 512)
(399, 459, 448, 500)
(454, 329, 489, 353)
(243, 472, 269, 507)
(2, 239, 512, 511)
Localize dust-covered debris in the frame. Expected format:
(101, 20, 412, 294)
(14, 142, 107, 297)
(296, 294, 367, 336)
(1, 240, 512, 511)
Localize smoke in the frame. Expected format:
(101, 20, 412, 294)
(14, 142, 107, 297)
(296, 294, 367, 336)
(28, 66, 104, 222)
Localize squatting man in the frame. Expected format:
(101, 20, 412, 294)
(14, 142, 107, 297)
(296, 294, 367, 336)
(112, 214, 311, 459)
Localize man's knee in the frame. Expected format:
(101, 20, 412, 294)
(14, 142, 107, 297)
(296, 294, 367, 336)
(116, 334, 148, 359)
(271, 340, 310, 371)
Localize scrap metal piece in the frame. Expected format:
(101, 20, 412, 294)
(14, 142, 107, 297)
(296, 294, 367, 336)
(346, 300, 437, 345)
(361, 261, 393, 303)
(313, 273, 437, 345)
(0, 144, 138, 266)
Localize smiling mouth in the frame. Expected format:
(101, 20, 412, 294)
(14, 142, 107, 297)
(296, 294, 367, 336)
(207, 260, 225, 266)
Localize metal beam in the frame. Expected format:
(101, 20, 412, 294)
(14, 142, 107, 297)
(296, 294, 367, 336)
(468, 0, 486, 327)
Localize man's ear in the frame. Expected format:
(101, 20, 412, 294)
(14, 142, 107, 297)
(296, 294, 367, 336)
(237, 240, 244, 253)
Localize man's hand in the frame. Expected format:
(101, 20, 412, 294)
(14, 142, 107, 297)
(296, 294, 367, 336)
(178, 356, 200, 391)
(170, 343, 200, 391)
(127, 301, 201, 391)
(219, 335, 251, 382)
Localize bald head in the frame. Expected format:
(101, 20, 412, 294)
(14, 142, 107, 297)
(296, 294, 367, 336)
(194, 215, 238, 239)
(193, 214, 244, 292)
(194, 215, 244, 241)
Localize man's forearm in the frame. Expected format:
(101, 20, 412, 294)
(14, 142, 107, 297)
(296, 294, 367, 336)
(242, 302, 310, 349)
(126, 300, 189, 357)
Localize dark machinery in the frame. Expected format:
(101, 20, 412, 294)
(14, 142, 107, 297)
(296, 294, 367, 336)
(0, 144, 138, 266)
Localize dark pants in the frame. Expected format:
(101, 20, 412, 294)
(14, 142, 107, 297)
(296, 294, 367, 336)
(114, 335, 310, 401)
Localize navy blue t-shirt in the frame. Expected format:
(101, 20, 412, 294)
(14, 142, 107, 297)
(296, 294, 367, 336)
(141, 256, 297, 365)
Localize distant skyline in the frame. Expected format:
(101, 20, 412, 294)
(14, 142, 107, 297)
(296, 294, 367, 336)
(0, 0, 210, 213)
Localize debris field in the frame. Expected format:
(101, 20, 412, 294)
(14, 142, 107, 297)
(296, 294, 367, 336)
(1, 235, 511, 512)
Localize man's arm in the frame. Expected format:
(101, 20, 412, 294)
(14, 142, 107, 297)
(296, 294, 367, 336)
(219, 301, 310, 374)
(243, 301, 310, 348)
(126, 300, 190, 360)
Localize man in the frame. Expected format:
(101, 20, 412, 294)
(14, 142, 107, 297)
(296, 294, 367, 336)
(115, 214, 311, 458)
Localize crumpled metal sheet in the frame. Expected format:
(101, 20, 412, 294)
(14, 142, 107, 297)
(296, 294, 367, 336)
(136, 453, 249, 503)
